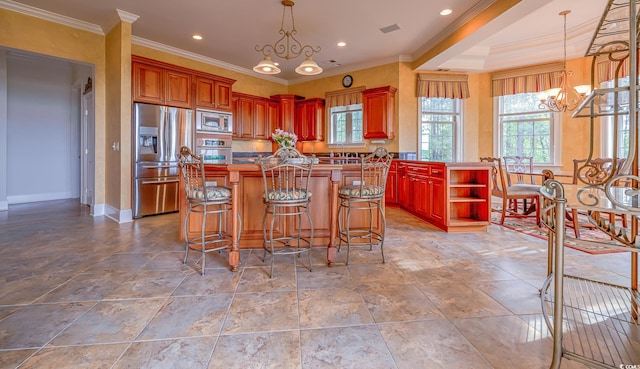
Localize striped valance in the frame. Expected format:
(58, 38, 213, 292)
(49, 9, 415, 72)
(325, 87, 365, 107)
(491, 63, 563, 96)
(595, 53, 630, 83)
(417, 73, 470, 99)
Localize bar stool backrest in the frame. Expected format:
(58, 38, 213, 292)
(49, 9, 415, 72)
(178, 146, 206, 202)
(260, 147, 314, 204)
(356, 147, 393, 198)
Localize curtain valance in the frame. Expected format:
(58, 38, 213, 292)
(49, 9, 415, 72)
(417, 73, 470, 99)
(325, 87, 365, 107)
(595, 53, 630, 83)
(491, 63, 563, 96)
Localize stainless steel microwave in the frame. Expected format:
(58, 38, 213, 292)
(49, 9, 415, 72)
(195, 109, 233, 134)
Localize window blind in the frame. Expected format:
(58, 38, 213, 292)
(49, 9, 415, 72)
(417, 73, 470, 99)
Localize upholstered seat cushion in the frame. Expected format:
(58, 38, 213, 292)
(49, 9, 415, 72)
(339, 185, 385, 198)
(265, 188, 311, 201)
(188, 186, 231, 200)
(507, 184, 540, 196)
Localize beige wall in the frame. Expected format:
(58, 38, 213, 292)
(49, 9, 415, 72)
(288, 62, 401, 155)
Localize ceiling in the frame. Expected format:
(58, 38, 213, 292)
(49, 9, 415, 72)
(1, 0, 611, 83)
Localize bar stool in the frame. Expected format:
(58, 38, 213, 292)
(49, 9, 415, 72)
(178, 146, 238, 275)
(337, 147, 393, 265)
(259, 147, 314, 278)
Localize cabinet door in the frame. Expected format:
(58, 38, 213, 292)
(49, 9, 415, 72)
(268, 101, 280, 136)
(363, 86, 396, 139)
(238, 97, 254, 139)
(415, 176, 428, 216)
(294, 99, 324, 141)
(254, 99, 269, 140)
(165, 70, 192, 108)
(215, 80, 232, 111)
(385, 169, 397, 204)
(428, 177, 445, 222)
(133, 63, 164, 104)
(195, 76, 216, 109)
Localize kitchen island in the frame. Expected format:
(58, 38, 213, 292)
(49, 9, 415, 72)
(178, 159, 492, 271)
(179, 162, 368, 271)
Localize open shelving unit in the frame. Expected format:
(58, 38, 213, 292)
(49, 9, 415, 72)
(446, 166, 491, 230)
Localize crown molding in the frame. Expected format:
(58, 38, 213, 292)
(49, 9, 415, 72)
(132, 36, 289, 85)
(0, 0, 103, 35)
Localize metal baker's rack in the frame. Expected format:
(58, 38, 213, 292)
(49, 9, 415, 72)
(539, 0, 640, 368)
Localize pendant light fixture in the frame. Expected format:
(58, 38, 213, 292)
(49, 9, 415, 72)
(254, 0, 322, 76)
(538, 10, 591, 112)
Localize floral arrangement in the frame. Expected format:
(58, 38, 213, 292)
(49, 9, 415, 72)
(271, 128, 298, 147)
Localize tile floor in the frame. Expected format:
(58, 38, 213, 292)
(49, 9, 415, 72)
(0, 199, 637, 368)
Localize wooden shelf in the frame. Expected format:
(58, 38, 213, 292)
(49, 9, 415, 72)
(449, 197, 486, 203)
(449, 183, 486, 188)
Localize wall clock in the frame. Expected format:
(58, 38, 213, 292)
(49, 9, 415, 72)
(342, 75, 353, 88)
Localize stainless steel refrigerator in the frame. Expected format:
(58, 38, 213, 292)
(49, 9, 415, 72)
(133, 102, 194, 218)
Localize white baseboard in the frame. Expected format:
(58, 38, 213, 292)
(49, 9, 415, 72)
(7, 192, 73, 204)
(0, 200, 7, 211)
(91, 203, 105, 216)
(104, 204, 133, 223)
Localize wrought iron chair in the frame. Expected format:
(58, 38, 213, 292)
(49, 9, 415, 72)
(259, 147, 314, 278)
(568, 157, 627, 238)
(178, 146, 238, 275)
(480, 157, 541, 225)
(337, 147, 393, 265)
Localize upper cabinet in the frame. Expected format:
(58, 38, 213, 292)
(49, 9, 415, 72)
(195, 76, 233, 112)
(295, 98, 325, 141)
(132, 56, 235, 111)
(165, 69, 192, 108)
(363, 86, 397, 140)
(232, 93, 272, 140)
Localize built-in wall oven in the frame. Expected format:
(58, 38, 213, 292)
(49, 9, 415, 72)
(197, 134, 232, 164)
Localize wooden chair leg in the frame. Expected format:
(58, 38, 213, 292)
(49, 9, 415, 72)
(501, 197, 508, 224)
(571, 209, 581, 238)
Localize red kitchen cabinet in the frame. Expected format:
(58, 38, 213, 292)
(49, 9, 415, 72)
(363, 86, 396, 139)
(294, 98, 325, 141)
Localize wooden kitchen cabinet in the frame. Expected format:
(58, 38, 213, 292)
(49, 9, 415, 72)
(385, 161, 398, 205)
(232, 93, 272, 140)
(394, 161, 490, 232)
(295, 98, 325, 141)
(195, 76, 233, 112)
(165, 69, 191, 108)
(133, 62, 164, 105)
(133, 61, 191, 109)
(363, 86, 396, 139)
(132, 55, 236, 110)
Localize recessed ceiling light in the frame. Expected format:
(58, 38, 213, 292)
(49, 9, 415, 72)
(337, 41, 346, 47)
(440, 9, 452, 16)
(192, 34, 203, 40)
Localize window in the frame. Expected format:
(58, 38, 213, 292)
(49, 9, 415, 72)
(497, 92, 556, 164)
(329, 104, 363, 145)
(601, 78, 630, 158)
(419, 97, 461, 161)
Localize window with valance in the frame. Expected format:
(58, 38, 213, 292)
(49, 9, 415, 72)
(490, 63, 563, 97)
(417, 73, 470, 99)
(325, 87, 365, 145)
